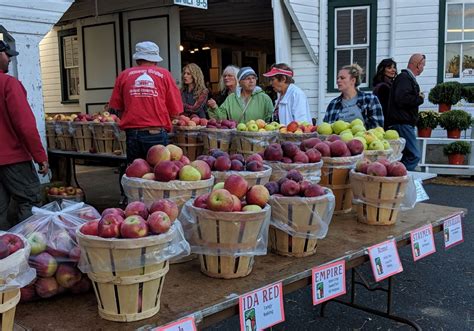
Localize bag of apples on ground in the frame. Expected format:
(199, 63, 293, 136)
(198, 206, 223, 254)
(197, 149, 272, 186)
(76, 200, 190, 322)
(350, 159, 416, 226)
(264, 170, 336, 257)
(121, 144, 215, 210)
(9, 200, 101, 302)
(262, 140, 324, 183)
(180, 175, 271, 279)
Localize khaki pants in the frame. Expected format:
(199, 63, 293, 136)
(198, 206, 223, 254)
(0, 161, 41, 230)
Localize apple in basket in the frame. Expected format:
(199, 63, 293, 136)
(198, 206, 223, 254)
(367, 162, 388, 177)
(147, 144, 171, 166)
(190, 160, 212, 180)
(231, 195, 242, 212)
(125, 201, 149, 219)
(224, 175, 249, 199)
(193, 193, 210, 209)
(246, 185, 270, 208)
(126, 158, 151, 178)
(80, 220, 99, 236)
(102, 207, 125, 218)
(149, 199, 179, 222)
(55, 264, 82, 288)
(0, 233, 25, 255)
(207, 189, 235, 212)
(147, 211, 171, 234)
(98, 214, 122, 238)
(30, 252, 58, 277)
(154, 160, 181, 182)
(387, 161, 408, 177)
(242, 205, 262, 212)
(121, 215, 149, 238)
(27, 232, 47, 255)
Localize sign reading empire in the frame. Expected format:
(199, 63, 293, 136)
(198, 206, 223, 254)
(174, 0, 208, 10)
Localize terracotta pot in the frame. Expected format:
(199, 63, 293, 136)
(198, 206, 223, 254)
(448, 154, 465, 165)
(447, 129, 461, 139)
(417, 128, 432, 138)
(439, 103, 451, 113)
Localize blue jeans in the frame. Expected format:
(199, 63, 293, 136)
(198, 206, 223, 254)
(389, 124, 420, 171)
(125, 129, 169, 165)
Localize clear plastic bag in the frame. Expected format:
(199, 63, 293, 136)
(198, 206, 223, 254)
(232, 131, 278, 154)
(363, 148, 394, 162)
(212, 164, 272, 185)
(265, 160, 323, 183)
(278, 132, 319, 145)
(388, 138, 406, 162)
(180, 200, 271, 257)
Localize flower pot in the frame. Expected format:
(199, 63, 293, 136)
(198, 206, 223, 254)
(417, 128, 432, 138)
(439, 103, 451, 113)
(448, 154, 465, 165)
(447, 129, 461, 139)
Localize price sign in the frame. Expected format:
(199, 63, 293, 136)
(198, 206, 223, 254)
(414, 179, 429, 202)
(174, 0, 207, 9)
(368, 239, 403, 282)
(153, 316, 197, 331)
(444, 214, 464, 249)
(239, 282, 285, 331)
(410, 224, 436, 261)
(312, 260, 346, 305)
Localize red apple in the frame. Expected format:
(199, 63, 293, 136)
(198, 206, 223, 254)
(207, 189, 234, 212)
(286, 169, 304, 183)
(300, 138, 322, 152)
(197, 155, 216, 169)
(346, 139, 365, 155)
(147, 211, 171, 234)
(387, 161, 408, 177)
(230, 154, 245, 163)
(124, 201, 149, 219)
(146, 144, 171, 166)
(154, 160, 180, 181)
(0, 233, 25, 255)
(246, 153, 264, 164)
(48, 187, 59, 195)
(193, 193, 210, 209)
(230, 159, 245, 171)
(179, 155, 191, 166)
(304, 184, 326, 197)
(46, 231, 74, 258)
(0, 240, 9, 259)
(315, 142, 331, 157)
(367, 162, 388, 176)
(305, 148, 322, 163)
(70, 276, 91, 294)
(245, 160, 263, 172)
(98, 214, 122, 238)
(102, 207, 125, 218)
(280, 180, 301, 196)
(326, 134, 341, 142)
(293, 151, 309, 163)
(330, 140, 349, 157)
(190, 160, 212, 180)
(356, 158, 372, 174)
(35, 277, 59, 298)
(55, 264, 82, 288)
(121, 215, 148, 238)
(80, 220, 99, 236)
(264, 181, 279, 195)
(214, 156, 232, 171)
(30, 252, 58, 277)
(126, 158, 151, 178)
(224, 174, 249, 199)
(264, 143, 284, 161)
(378, 158, 392, 169)
(149, 199, 179, 222)
(281, 157, 293, 163)
(299, 180, 312, 195)
(20, 282, 37, 302)
(246, 185, 270, 207)
(281, 141, 299, 158)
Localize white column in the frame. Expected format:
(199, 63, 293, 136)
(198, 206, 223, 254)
(272, 0, 292, 64)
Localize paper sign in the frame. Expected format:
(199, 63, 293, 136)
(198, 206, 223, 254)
(239, 282, 285, 331)
(153, 316, 197, 331)
(410, 224, 436, 261)
(368, 239, 403, 282)
(444, 214, 464, 249)
(174, 0, 207, 9)
(414, 179, 429, 202)
(312, 260, 346, 305)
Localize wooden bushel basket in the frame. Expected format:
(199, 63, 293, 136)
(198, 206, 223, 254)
(268, 192, 334, 257)
(71, 122, 93, 153)
(320, 155, 362, 214)
(189, 204, 270, 279)
(76, 231, 173, 322)
(173, 126, 205, 161)
(56, 121, 76, 151)
(202, 128, 235, 153)
(0, 289, 20, 331)
(45, 121, 57, 149)
(388, 138, 406, 162)
(265, 161, 323, 183)
(278, 132, 319, 145)
(212, 165, 272, 186)
(232, 131, 278, 157)
(363, 148, 393, 162)
(350, 170, 409, 226)
(91, 122, 118, 154)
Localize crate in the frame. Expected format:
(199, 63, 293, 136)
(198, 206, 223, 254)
(232, 131, 278, 158)
(45, 121, 57, 149)
(56, 121, 76, 151)
(91, 122, 120, 154)
(202, 128, 235, 154)
(212, 165, 272, 186)
(71, 122, 93, 153)
(173, 126, 205, 161)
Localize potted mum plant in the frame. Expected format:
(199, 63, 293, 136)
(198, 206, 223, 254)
(439, 109, 472, 138)
(428, 81, 463, 112)
(443, 141, 471, 165)
(416, 111, 440, 137)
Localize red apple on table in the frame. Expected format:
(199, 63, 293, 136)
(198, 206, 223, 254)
(190, 160, 212, 180)
(154, 160, 180, 182)
(149, 199, 179, 222)
(193, 193, 210, 209)
(35, 277, 59, 298)
(0, 233, 24, 255)
(214, 156, 232, 171)
(146, 144, 171, 166)
(80, 220, 99, 236)
(387, 161, 407, 177)
(126, 158, 151, 178)
(121, 215, 148, 238)
(246, 185, 270, 207)
(367, 161, 388, 177)
(147, 211, 171, 234)
(30, 252, 58, 277)
(207, 189, 234, 212)
(224, 174, 249, 199)
(166, 144, 183, 161)
(55, 264, 82, 288)
(124, 201, 149, 219)
(98, 214, 122, 238)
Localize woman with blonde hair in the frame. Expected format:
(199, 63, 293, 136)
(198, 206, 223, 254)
(181, 63, 209, 118)
(208, 65, 240, 107)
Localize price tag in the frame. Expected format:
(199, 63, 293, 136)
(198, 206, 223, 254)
(239, 282, 285, 331)
(410, 224, 436, 261)
(173, 0, 207, 10)
(414, 179, 429, 202)
(368, 239, 403, 282)
(444, 214, 464, 249)
(312, 260, 346, 305)
(153, 316, 197, 331)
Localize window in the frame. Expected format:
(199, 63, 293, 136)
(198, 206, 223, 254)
(328, 0, 377, 92)
(59, 29, 79, 102)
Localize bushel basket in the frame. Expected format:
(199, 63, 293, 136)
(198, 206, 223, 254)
(172, 126, 205, 161)
(71, 122, 93, 153)
(278, 132, 319, 145)
(232, 131, 278, 157)
(56, 121, 76, 151)
(212, 165, 272, 186)
(201, 128, 235, 153)
(265, 160, 323, 184)
(363, 148, 393, 162)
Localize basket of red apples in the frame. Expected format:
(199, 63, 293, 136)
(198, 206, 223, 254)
(198, 150, 272, 186)
(181, 175, 271, 279)
(172, 115, 206, 161)
(202, 119, 237, 153)
(0, 232, 35, 331)
(76, 199, 190, 322)
(264, 170, 335, 257)
(122, 144, 214, 209)
(46, 185, 84, 203)
(232, 120, 279, 158)
(262, 140, 324, 183)
(278, 120, 319, 144)
(350, 159, 409, 225)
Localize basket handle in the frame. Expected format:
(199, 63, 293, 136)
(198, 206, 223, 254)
(0, 290, 20, 313)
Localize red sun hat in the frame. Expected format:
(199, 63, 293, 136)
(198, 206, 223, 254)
(263, 67, 293, 77)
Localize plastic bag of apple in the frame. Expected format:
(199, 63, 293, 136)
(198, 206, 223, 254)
(9, 200, 101, 301)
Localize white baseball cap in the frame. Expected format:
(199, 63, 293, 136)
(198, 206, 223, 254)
(132, 41, 163, 62)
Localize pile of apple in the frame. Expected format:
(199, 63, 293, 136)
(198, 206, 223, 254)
(172, 114, 208, 127)
(355, 158, 408, 177)
(264, 170, 328, 197)
(46, 112, 120, 124)
(262, 140, 324, 163)
(46, 185, 83, 197)
(236, 119, 280, 132)
(80, 199, 179, 238)
(125, 144, 213, 182)
(279, 120, 318, 134)
(196, 149, 266, 172)
(193, 175, 269, 212)
(206, 119, 237, 129)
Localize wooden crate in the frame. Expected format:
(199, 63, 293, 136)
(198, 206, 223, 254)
(173, 126, 205, 161)
(212, 165, 272, 185)
(76, 231, 173, 322)
(350, 170, 409, 225)
(232, 131, 278, 158)
(45, 121, 57, 149)
(56, 121, 76, 151)
(363, 148, 393, 162)
(265, 160, 323, 184)
(202, 128, 235, 154)
(91, 123, 119, 154)
(278, 132, 319, 145)
(71, 122, 93, 153)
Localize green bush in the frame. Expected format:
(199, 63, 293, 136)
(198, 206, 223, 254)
(428, 82, 463, 105)
(417, 111, 440, 129)
(461, 86, 474, 103)
(443, 141, 471, 155)
(439, 109, 472, 131)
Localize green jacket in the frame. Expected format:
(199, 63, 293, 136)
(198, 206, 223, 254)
(208, 87, 273, 123)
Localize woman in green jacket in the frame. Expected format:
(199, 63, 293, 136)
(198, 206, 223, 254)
(207, 67, 273, 123)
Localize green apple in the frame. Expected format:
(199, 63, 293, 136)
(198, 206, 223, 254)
(242, 205, 262, 212)
(27, 232, 47, 255)
(351, 125, 366, 135)
(213, 182, 225, 191)
(237, 123, 247, 131)
(317, 122, 333, 135)
(350, 118, 364, 128)
(382, 140, 391, 150)
(374, 127, 385, 134)
(340, 129, 352, 135)
(384, 129, 400, 140)
(178, 165, 202, 181)
(340, 132, 354, 142)
(363, 132, 378, 144)
(331, 120, 350, 134)
(368, 140, 385, 151)
(264, 124, 275, 131)
(354, 131, 366, 138)
(247, 123, 259, 132)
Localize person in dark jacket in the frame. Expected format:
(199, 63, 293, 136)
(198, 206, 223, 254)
(386, 53, 425, 170)
(373, 58, 397, 129)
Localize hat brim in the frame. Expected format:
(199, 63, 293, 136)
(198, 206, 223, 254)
(132, 53, 163, 63)
(263, 71, 277, 77)
(5, 49, 19, 57)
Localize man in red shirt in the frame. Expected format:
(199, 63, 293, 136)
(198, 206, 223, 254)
(108, 41, 183, 164)
(0, 40, 49, 229)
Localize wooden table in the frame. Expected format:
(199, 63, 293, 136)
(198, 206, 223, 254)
(15, 203, 465, 330)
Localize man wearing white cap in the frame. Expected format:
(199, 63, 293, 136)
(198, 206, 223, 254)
(207, 66, 273, 123)
(109, 41, 183, 164)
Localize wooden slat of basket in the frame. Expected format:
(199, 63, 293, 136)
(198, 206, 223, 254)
(174, 131, 203, 161)
(202, 129, 234, 153)
(321, 167, 352, 214)
(72, 123, 93, 152)
(0, 289, 20, 331)
(142, 262, 165, 312)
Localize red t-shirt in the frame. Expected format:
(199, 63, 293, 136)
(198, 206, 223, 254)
(108, 65, 183, 131)
(0, 73, 47, 166)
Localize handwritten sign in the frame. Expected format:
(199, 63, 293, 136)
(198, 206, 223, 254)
(368, 239, 403, 282)
(414, 179, 429, 202)
(174, 0, 207, 9)
(153, 316, 197, 331)
(444, 214, 464, 249)
(410, 224, 436, 261)
(239, 282, 285, 331)
(312, 260, 346, 305)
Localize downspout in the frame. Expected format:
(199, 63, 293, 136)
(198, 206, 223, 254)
(389, 0, 396, 57)
(318, 0, 327, 123)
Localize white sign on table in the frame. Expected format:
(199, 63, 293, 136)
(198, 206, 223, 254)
(174, 0, 208, 9)
(239, 282, 285, 331)
(367, 239, 403, 282)
(414, 179, 429, 202)
(444, 214, 464, 249)
(153, 316, 197, 331)
(312, 260, 346, 305)
(410, 224, 436, 261)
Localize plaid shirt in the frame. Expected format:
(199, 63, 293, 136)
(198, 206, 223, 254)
(323, 90, 384, 129)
